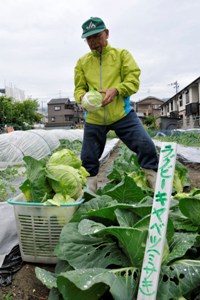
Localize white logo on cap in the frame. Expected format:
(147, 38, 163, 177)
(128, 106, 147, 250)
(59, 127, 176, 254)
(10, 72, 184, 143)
(86, 22, 96, 30)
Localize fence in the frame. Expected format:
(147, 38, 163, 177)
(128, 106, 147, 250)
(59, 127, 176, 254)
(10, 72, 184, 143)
(177, 116, 200, 129)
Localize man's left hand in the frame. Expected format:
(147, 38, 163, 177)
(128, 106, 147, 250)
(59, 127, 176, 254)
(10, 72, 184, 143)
(100, 88, 118, 106)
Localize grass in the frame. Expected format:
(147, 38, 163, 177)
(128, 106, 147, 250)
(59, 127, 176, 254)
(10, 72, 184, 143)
(108, 129, 200, 147)
(0, 165, 24, 202)
(150, 131, 200, 147)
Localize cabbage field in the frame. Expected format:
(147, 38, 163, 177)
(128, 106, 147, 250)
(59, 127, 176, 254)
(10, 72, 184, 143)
(32, 143, 200, 300)
(1, 138, 200, 300)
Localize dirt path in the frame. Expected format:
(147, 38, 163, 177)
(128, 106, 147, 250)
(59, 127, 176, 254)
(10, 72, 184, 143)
(177, 154, 200, 189)
(0, 145, 199, 300)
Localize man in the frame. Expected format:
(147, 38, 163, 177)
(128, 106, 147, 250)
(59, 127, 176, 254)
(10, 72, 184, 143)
(74, 17, 158, 191)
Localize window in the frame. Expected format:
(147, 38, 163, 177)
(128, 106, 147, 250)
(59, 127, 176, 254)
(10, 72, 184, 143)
(65, 104, 74, 109)
(54, 106, 61, 111)
(65, 115, 73, 121)
(152, 104, 160, 109)
(51, 117, 55, 122)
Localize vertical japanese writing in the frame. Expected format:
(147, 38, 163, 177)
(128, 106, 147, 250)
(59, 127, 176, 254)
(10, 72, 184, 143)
(137, 143, 177, 300)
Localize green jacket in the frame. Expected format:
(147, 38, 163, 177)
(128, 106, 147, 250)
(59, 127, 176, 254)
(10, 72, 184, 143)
(74, 44, 140, 125)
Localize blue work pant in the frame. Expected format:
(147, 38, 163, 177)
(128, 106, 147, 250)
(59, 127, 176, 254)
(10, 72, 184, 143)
(81, 110, 158, 176)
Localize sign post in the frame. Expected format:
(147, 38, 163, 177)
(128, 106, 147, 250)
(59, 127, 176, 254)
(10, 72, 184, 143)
(137, 142, 177, 300)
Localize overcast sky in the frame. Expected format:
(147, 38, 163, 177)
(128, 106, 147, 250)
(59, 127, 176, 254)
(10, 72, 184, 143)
(0, 0, 200, 109)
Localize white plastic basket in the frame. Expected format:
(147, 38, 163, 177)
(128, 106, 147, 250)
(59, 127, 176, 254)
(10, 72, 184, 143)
(7, 193, 84, 264)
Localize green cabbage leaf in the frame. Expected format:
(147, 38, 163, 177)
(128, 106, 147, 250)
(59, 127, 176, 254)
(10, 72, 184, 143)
(47, 149, 82, 169)
(46, 165, 84, 200)
(82, 90, 102, 112)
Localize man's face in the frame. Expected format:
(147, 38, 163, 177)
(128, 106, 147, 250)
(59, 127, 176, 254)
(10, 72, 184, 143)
(86, 29, 109, 53)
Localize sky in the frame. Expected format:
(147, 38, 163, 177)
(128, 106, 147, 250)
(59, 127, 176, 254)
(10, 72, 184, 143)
(0, 0, 200, 110)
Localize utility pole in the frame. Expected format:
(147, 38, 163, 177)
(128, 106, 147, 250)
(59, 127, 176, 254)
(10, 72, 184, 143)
(169, 81, 179, 112)
(169, 81, 179, 94)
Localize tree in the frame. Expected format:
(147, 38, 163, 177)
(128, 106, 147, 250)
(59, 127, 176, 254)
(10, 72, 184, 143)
(143, 115, 157, 129)
(0, 96, 13, 125)
(0, 96, 43, 128)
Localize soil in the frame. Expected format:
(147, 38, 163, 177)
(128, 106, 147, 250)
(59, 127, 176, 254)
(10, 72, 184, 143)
(177, 153, 200, 190)
(0, 145, 200, 300)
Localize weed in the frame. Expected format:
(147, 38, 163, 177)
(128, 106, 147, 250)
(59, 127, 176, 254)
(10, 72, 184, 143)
(2, 292, 13, 300)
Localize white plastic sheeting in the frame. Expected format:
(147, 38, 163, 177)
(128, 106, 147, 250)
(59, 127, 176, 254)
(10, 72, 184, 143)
(153, 140, 200, 163)
(0, 129, 84, 164)
(0, 129, 120, 169)
(100, 138, 119, 164)
(0, 202, 18, 268)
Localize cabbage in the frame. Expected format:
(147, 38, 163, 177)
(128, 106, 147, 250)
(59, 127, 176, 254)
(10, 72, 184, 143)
(20, 148, 90, 204)
(79, 166, 90, 185)
(81, 90, 103, 112)
(46, 165, 83, 200)
(46, 149, 90, 202)
(20, 156, 54, 203)
(162, 239, 169, 263)
(47, 149, 81, 169)
(44, 193, 75, 206)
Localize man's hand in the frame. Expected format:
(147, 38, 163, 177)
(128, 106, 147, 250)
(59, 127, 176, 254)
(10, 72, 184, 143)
(100, 88, 118, 107)
(80, 93, 86, 102)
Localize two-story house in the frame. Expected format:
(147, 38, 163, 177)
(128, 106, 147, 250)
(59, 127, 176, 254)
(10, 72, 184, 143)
(160, 76, 200, 129)
(46, 98, 84, 128)
(134, 96, 164, 117)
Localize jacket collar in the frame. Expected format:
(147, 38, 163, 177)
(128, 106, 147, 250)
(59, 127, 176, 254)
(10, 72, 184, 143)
(91, 43, 111, 56)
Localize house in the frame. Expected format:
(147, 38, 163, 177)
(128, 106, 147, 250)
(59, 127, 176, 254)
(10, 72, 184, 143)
(160, 76, 200, 129)
(134, 96, 164, 117)
(46, 98, 84, 128)
(131, 96, 164, 125)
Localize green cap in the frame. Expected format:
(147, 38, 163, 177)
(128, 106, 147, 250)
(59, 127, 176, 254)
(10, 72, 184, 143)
(81, 17, 106, 38)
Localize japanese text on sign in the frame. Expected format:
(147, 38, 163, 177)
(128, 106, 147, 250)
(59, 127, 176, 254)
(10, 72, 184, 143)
(137, 143, 177, 300)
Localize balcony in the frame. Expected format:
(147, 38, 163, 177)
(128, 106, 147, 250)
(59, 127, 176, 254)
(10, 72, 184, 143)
(170, 111, 179, 118)
(186, 103, 199, 116)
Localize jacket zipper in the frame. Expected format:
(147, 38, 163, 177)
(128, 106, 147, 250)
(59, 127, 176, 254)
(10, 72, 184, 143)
(100, 53, 106, 124)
